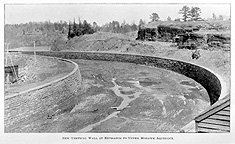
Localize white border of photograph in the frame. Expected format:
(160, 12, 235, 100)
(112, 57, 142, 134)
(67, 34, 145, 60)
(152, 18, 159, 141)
(1, 0, 234, 144)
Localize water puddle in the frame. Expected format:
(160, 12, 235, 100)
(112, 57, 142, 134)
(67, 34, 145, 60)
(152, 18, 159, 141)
(77, 78, 142, 133)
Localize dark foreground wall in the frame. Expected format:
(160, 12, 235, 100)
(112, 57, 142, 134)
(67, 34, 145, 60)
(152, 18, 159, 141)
(20, 51, 222, 105)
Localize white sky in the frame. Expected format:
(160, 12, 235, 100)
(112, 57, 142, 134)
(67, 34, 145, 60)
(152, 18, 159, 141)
(5, 3, 230, 25)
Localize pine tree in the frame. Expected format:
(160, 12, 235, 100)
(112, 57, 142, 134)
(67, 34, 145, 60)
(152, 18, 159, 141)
(68, 22, 71, 40)
(77, 20, 83, 36)
(67, 21, 75, 39)
(189, 7, 201, 21)
(150, 13, 160, 22)
(179, 5, 190, 22)
(212, 13, 217, 20)
(73, 19, 77, 36)
(218, 15, 224, 20)
(82, 20, 94, 34)
(93, 22, 98, 32)
(167, 16, 172, 21)
(138, 19, 145, 27)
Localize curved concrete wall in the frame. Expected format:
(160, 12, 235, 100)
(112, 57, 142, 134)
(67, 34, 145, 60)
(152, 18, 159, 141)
(20, 51, 222, 106)
(5, 56, 82, 132)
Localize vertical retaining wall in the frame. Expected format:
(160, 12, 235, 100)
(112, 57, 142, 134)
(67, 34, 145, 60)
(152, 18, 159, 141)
(5, 57, 82, 132)
(21, 51, 222, 105)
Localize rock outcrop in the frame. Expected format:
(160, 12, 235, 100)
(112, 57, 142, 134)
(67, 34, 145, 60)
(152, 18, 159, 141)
(136, 25, 230, 51)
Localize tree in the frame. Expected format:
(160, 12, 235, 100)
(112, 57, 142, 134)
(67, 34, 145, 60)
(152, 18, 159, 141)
(130, 23, 138, 31)
(67, 22, 72, 39)
(138, 19, 145, 27)
(112, 21, 120, 33)
(77, 20, 83, 36)
(212, 13, 217, 20)
(179, 5, 190, 22)
(218, 15, 224, 20)
(189, 7, 201, 21)
(67, 19, 95, 39)
(174, 18, 181, 21)
(167, 16, 172, 21)
(93, 22, 98, 32)
(150, 13, 160, 22)
(82, 20, 94, 34)
(120, 20, 129, 33)
(73, 19, 77, 35)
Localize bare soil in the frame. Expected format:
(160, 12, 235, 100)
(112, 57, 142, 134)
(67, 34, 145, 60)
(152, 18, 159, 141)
(24, 59, 210, 133)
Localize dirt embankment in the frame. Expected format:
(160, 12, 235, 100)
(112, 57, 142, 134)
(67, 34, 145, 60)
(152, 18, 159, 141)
(51, 21, 230, 94)
(55, 32, 156, 54)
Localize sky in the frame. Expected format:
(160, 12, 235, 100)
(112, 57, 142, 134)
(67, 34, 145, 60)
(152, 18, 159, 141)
(5, 3, 230, 25)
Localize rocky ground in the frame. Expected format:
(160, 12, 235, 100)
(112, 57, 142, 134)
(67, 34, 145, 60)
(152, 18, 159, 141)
(18, 59, 209, 133)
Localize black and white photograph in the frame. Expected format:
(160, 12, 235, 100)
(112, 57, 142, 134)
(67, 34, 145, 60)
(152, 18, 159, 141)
(1, 1, 234, 144)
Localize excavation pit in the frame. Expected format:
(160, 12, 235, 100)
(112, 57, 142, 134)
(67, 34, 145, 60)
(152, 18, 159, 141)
(5, 51, 224, 133)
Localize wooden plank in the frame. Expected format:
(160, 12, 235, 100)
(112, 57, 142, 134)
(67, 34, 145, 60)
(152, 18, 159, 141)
(198, 122, 230, 131)
(180, 121, 196, 132)
(195, 99, 230, 122)
(202, 118, 230, 126)
(224, 106, 230, 111)
(208, 114, 230, 121)
(216, 110, 230, 116)
(195, 122, 198, 132)
(198, 127, 228, 133)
